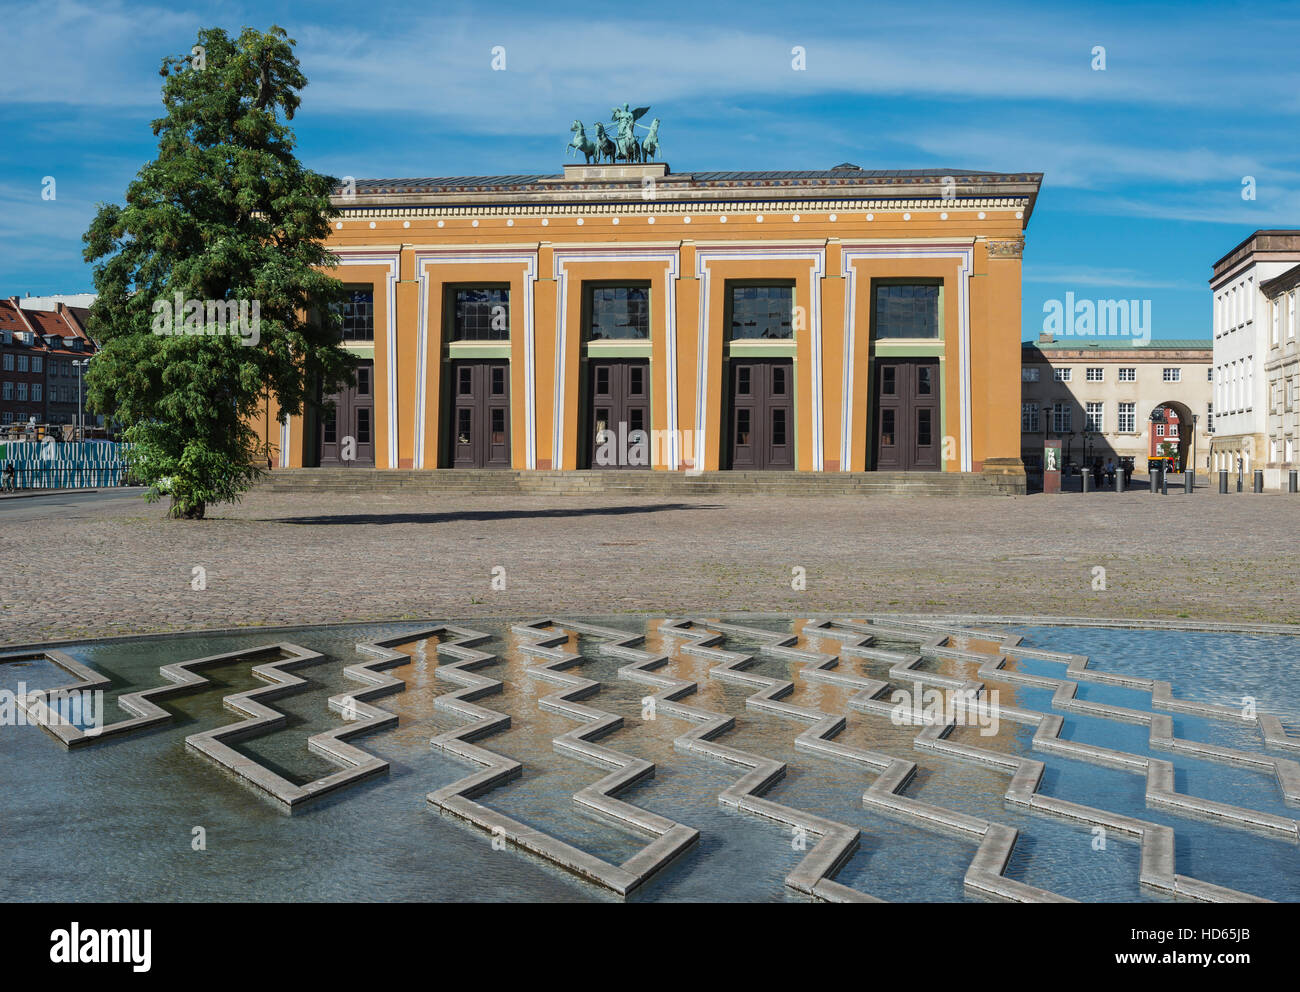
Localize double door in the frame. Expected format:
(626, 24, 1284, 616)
(873, 358, 940, 471)
(727, 358, 794, 470)
(448, 360, 511, 468)
(318, 359, 374, 466)
(587, 359, 649, 469)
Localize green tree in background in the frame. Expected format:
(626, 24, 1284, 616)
(83, 25, 353, 518)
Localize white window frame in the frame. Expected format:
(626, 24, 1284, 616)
(1085, 401, 1103, 432)
(1118, 402, 1136, 433)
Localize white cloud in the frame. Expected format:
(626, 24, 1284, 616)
(1023, 265, 1200, 291)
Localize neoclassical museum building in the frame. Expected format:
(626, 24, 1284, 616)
(258, 152, 1041, 487)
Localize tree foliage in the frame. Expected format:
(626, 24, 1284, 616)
(83, 25, 352, 518)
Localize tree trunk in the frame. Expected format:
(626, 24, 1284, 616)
(169, 498, 206, 520)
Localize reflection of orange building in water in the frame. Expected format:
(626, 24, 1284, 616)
(255, 159, 1041, 491)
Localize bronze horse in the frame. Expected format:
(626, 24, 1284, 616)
(568, 120, 597, 164)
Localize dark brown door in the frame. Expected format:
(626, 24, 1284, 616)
(448, 361, 511, 468)
(588, 359, 649, 469)
(319, 360, 375, 466)
(728, 358, 794, 470)
(873, 358, 939, 471)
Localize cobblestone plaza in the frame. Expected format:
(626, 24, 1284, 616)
(1, 487, 1296, 645)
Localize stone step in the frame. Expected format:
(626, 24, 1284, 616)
(260, 468, 1012, 496)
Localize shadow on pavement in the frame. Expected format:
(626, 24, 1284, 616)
(267, 502, 724, 525)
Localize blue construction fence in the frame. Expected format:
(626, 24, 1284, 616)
(0, 440, 134, 489)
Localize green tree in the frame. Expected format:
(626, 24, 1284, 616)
(82, 25, 352, 519)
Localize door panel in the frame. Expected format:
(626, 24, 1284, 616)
(318, 360, 375, 466)
(728, 358, 794, 470)
(449, 360, 511, 468)
(872, 358, 940, 471)
(588, 359, 649, 469)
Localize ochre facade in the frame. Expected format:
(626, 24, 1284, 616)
(257, 164, 1040, 479)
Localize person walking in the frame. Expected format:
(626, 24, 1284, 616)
(1105, 457, 1117, 486)
(1092, 458, 1104, 491)
(3, 461, 16, 493)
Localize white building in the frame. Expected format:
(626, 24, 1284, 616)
(1210, 231, 1300, 485)
(16, 293, 97, 311)
(1021, 337, 1212, 476)
(1259, 264, 1300, 488)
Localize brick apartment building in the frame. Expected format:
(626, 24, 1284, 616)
(0, 297, 98, 430)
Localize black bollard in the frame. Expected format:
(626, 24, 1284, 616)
(1290, 469, 1298, 493)
(1219, 469, 1229, 493)
(1082, 470, 1090, 493)
(1161, 467, 1169, 495)
(1185, 469, 1194, 494)
(1116, 468, 1126, 493)
(1254, 469, 1264, 493)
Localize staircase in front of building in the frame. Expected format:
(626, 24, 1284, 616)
(260, 469, 1014, 497)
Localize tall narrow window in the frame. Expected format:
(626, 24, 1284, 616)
(736, 409, 751, 445)
(916, 408, 932, 447)
(1021, 402, 1040, 432)
(1085, 401, 1103, 432)
(772, 409, 787, 446)
(1118, 402, 1135, 432)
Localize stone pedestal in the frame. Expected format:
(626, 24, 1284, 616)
(1041, 441, 1063, 495)
(981, 457, 1027, 495)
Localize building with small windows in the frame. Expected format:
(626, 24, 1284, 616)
(1210, 230, 1300, 486)
(1020, 336, 1212, 475)
(253, 159, 1042, 488)
(0, 297, 97, 430)
(1259, 261, 1300, 488)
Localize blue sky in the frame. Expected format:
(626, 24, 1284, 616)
(2, 0, 1298, 340)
